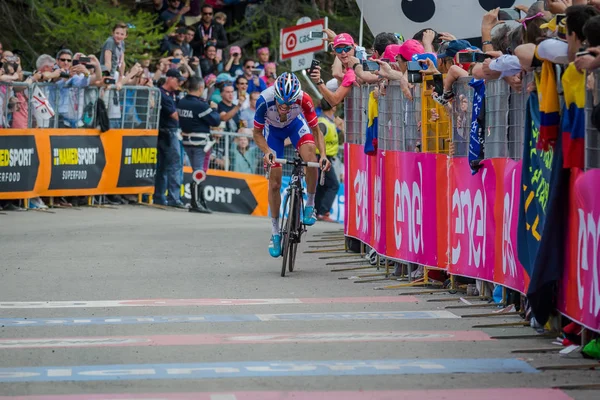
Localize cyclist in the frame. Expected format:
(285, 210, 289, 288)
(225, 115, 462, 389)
(252, 72, 331, 258)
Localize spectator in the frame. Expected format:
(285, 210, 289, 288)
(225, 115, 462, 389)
(240, 91, 260, 129)
(184, 26, 197, 57)
(200, 44, 223, 77)
(154, 68, 188, 208)
(575, 15, 600, 70)
(370, 32, 399, 60)
(214, 11, 227, 26)
(310, 33, 357, 107)
(242, 58, 267, 94)
(256, 47, 270, 70)
(230, 135, 259, 174)
(55, 50, 99, 128)
(233, 75, 249, 109)
(160, 0, 190, 29)
(413, 28, 440, 53)
(100, 22, 128, 81)
(218, 83, 243, 132)
(315, 98, 340, 223)
(225, 46, 244, 77)
(161, 26, 192, 57)
(210, 73, 234, 103)
(192, 4, 228, 58)
(261, 62, 277, 87)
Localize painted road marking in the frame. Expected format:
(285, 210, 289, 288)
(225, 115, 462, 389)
(0, 389, 573, 400)
(0, 311, 458, 328)
(0, 330, 492, 349)
(0, 296, 416, 309)
(0, 359, 537, 382)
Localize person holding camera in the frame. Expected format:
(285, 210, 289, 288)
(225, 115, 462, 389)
(200, 44, 223, 77)
(225, 46, 244, 77)
(315, 98, 341, 223)
(242, 59, 267, 94)
(309, 33, 357, 107)
(261, 62, 277, 87)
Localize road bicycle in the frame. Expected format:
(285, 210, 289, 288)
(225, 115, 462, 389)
(267, 153, 325, 277)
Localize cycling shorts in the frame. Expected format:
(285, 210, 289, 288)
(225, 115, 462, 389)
(263, 116, 315, 168)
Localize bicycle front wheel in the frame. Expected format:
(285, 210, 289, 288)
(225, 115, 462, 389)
(288, 190, 302, 273)
(281, 188, 296, 277)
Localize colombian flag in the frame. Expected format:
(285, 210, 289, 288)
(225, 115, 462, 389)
(536, 56, 560, 151)
(364, 90, 378, 155)
(561, 63, 585, 169)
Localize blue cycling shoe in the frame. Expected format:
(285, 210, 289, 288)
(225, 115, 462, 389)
(269, 234, 282, 258)
(303, 206, 317, 226)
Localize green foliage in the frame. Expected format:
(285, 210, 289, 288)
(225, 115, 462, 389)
(1, 0, 166, 69)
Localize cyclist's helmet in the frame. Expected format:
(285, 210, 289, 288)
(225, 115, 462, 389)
(274, 72, 302, 105)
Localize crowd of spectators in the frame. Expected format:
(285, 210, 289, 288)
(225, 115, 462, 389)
(0, 0, 286, 211)
(301, 0, 600, 269)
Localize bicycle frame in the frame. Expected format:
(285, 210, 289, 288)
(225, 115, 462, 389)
(266, 154, 324, 277)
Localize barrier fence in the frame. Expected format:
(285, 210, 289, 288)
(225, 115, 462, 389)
(0, 83, 161, 201)
(344, 72, 600, 333)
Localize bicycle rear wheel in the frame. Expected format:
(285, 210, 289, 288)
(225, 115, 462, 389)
(280, 188, 296, 277)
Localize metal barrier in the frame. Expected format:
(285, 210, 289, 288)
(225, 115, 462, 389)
(0, 82, 36, 129)
(0, 81, 160, 130)
(451, 78, 473, 157)
(421, 76, 451, 154)
(345, 74, 538, 161)
(485, 78, 511, 158)
(585, 70, 600, 170)
(103, 86, 161, 130)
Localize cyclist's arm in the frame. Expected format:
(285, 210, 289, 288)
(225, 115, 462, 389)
(252, 95, 272, 155)
(300, 93, 326, 157)
(311, 124, 326, 159)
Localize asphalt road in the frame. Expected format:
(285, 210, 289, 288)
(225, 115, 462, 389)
(0, 206, 597, 399)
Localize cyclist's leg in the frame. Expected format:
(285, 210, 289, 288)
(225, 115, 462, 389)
(289, 117, 318, 225)
(265, 125, 286, 257)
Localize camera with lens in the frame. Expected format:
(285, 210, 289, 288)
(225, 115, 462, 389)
(59, 71, 70, 79)
(407, 60, 425, 84)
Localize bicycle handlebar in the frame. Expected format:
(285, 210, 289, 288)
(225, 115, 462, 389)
(266, 155, 327, 186)
(274, 158, 321, 169)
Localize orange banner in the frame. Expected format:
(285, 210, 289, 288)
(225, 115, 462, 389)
(182, 166, 269, 217)
(0, 129, 158, 199)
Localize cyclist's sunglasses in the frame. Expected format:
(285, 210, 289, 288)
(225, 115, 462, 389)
(334, 46, 353, 54)
(275, 96, 293, 106)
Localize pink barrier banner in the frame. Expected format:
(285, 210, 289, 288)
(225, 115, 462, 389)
(448, 158, 496, 282)
(493, 159, 530, 294)
(371, 150, 386, 254)
(560, 168, 600, 332)
(384, 151, 439, 267)
(345, 144, 372, 245)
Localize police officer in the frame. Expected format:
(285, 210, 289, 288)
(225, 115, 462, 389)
(177, 77, 221, 213)
(155, 68, 187, 208)
(315, 98, 342, 222)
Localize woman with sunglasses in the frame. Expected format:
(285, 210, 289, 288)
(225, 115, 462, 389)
(252, 72, 331, 258)
(309, 33, 357, 107)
